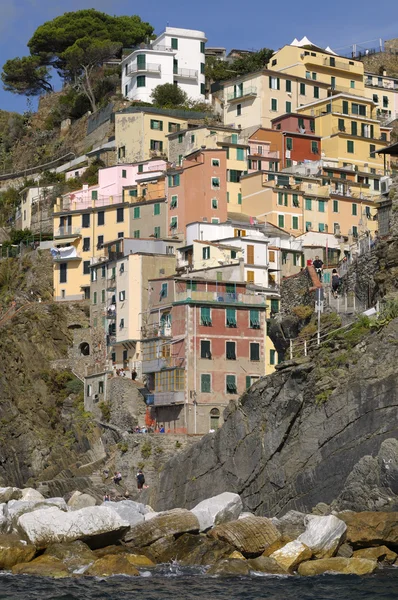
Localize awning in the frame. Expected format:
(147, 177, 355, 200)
(54, 237, 79, 245)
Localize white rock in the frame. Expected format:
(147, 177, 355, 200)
(191, 492, 243, 532)
(0, 487, 22, 503)
(17, 506, 129, 549)
(68, 491, 97, 510)
(20, 488, 45, 502)
(144, 511, 159, 521)
(297, 514, 347, 559)
(239, 512, 254, 519)
(270, 540, 312, 572)
(103, 500, 146, 527)
(0, 503, 7, 533)
(5, 498, 68, 531)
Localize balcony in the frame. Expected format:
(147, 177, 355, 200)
(173, 68, 198, 80)
(142, 356, 184, 374)
(227, 86, 257, 102)
(175, 290, 266, 306)
(54, 227, 81, 238)
(52, 248, 81, 262)
(126, 63, 161, 76)
(105, 308, 116, 319)
(146, 391, 185, 406)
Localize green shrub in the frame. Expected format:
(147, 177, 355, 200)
(315, 389, 333, 405)
(293, 305, 314, 320)
(141, 440, 152, 459)
(117, 441, 128, 453)
(175, 440, 182, 449)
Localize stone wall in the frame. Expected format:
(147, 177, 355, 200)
(361, 51, 398, 77)
(340, 250, 379, 307)
(280, 268, 315, 316)
(30, 199, 53, 235)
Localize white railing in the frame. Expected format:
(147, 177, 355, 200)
(54, 227, 81, 237)
(174, 68, 198, 79)
(127, 63, 161, 75)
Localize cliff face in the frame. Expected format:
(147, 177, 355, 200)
(151, 317, 398, 516)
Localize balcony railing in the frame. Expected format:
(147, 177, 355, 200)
(173, 68, 198, 79)
(142, 356, 184, 374)
(175, 290, 266, 305)
(127, 63, 161, 75)
(323, 57, 354, 71)
(55, 226, 81, 237)
(146, 391, 185, 406)
(227, 86, 257, 102)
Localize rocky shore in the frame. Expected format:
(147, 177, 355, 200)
(0, 486, 397, 578)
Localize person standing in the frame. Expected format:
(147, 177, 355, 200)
(313, 256, 324, 281)
(136, 469, 145, 491)
(331, 269, 340, 298)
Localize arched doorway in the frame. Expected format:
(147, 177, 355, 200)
(79, 342, 90, 356)
(210, 407, 220, 431)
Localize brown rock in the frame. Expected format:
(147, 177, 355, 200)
(247, 556, 288, 574)
(270, 541, 313, 573)
(85, 554, 139, 577)
(337, 512, 398, 547)
(207, 558, 250, 576)
(12, 555, 69, 578)
(124, 509, 199, 547)
(208, 516, 281, 557)
(262, 538, 287, 557)
(353, 546, 397, 563)
(298, 557, 377, 576)
(336, 543, 353, 558)
(44, 541, 95, 571)
(149, 533, 236, 565)
(229, 551, 245, 560)
(0, 533, 36, 570)
(126, 554, 155, 567)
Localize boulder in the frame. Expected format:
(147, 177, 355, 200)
(68, 491, 96, 511)
(271, 510, 306, 539)
(337, 511, 398, 547)
(248, 556, 289, 575)
(12, 555, 70, 578)
(0, 504, 7, 533)
(148, 533, 236, 565)
(104, 500, 147, 527)
(0, 487, 22, 503)
(85, 554, 139, 577)
(20, 488, 45, 502)
(191, 492, 242, 532)
(298, 557, 377, 576)
(0, 533, 36, 569)
(239, 512, 254, 519)
(207, 558, 250, 576)
(270, 540, 312, 573)
(297, 515, 346, 559)
(5, 498, 68, 531)
(125, 553, 155, 567)
(336, 543, 354, 558)
(44, 541, 95, 571)
(17, 506, 129, 550)
(208, 516, 281, 558)
(353, 545, 397, 563)
(261, 538, 288, 557)
(124, 508, 199, 547)
(229, 551, 245, 559)
(144, 511, 159, 521)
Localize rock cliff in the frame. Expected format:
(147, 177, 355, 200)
(150, 317, 398, 516)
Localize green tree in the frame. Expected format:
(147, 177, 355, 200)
(205, 48, 274, 82)
(151, 83, 188, 108)
(1, 56, 52, 96)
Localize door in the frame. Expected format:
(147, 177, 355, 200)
(137, 54, 146, 71)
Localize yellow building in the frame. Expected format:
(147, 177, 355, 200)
(296, 94, 390, 171)
(270, 38, 366, 96)
(364, 71, 398, 124)
(115, 106, 207, 163)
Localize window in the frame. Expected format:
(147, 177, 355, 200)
(352, 226, 358, 237)
(119, 291, 126, 302)
(170, 195, 178, 208)
(380, 132, 387, 141)
(154, 203, 160, 216)
(286, 101, 292, 113)
(298, 118, 305, 129)
(286, 137, 293, 150)
(314, 86, 319, 99)
(83, 237, 90, 252)
(331, 76, 336, 89)
(350, 80, 355, 89)
(237, 103, 242, 116)
(212, 198, 218, 209)
(311, 141, 319, 154)
(201, 83, 205, 95)
(119, 318, 124, 329)
(383, 95, 389, 108)
(318, 223, 325, 232)
(170, 216, 178, 229)
(202, 246, 210, 259)
(97, 211, 105, 226)
(226, 375, 237, 394)
(138, 164, 144, 173)
(133, 206, 140, 219)
(370, 144, 376, 158)
(118, 146, 125, 160)
(330, 56, 335, 67)
(249, 309, 260, 329)
(117, 207, 124, 222)
(200, 307, 212, 326)
(137, 75, 145, 87)
(191, 134, 195, 143)
(318, 200, 325, 213)
(160, 283, 168, 298)
(90, 189, 98, 201)
(169, 122, 180, 133)
(305, 198, 312, 210)
(250, 343, 260, 361)
(292, 194, 299, 207)
(246, 270, 255, 283)
(186, 281, 197, 291)
(269, 76, 280, 89)
(212, 159, 220, 167)
(200, 41, 205, 53)
(168, 174, 180, 187)
(286, 80, 291, 92)
(271, 299, 279, 314)
(211, 177, 220, 189)
(133, 230, 140, 238)
(226, 341, 236, 360)
(82, 213, 90, 228)
(352, 103, 366, 116)
(333, 200, 339, 213)
(306, 70, 311, 79)
(278, 214, 284, 228)
(338, 118, 345, 132)
(222, 145, 230, 159)
(150, 140, 163, 152)
(121, 169, 127, 179)
(352, 203, 357, 216)
(300, 83, 306, 95)
(270, 349, 276, 365)
(154, 226, 161, 238)
(374, 178, 380, 191)
(237, 148, 244, 161)
(101, 290, 105, 303)
(171, 38, 178, 50)
(292, 216, 299, 230)
(83, 261, 90, 275)
(373, 94, 379, 103)
(97, 235, 104, 248)
(150, 119, 163, 131)
(201, 374, 211, 393)
(178, 133, 183, 144)
(305, 221, 312, 231)
(271, 98, 278, 111)
(342, 100, 349, 115)
(226, 308, 237, 327)
(60, 263, 67, 283)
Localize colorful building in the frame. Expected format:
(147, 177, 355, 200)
(271, 113, 321, 168)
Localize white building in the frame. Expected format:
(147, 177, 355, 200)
(121, 27, 207, 103)
(19, 186, 54, 231)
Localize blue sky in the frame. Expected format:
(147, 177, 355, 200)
(1, 0, 398, 114)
